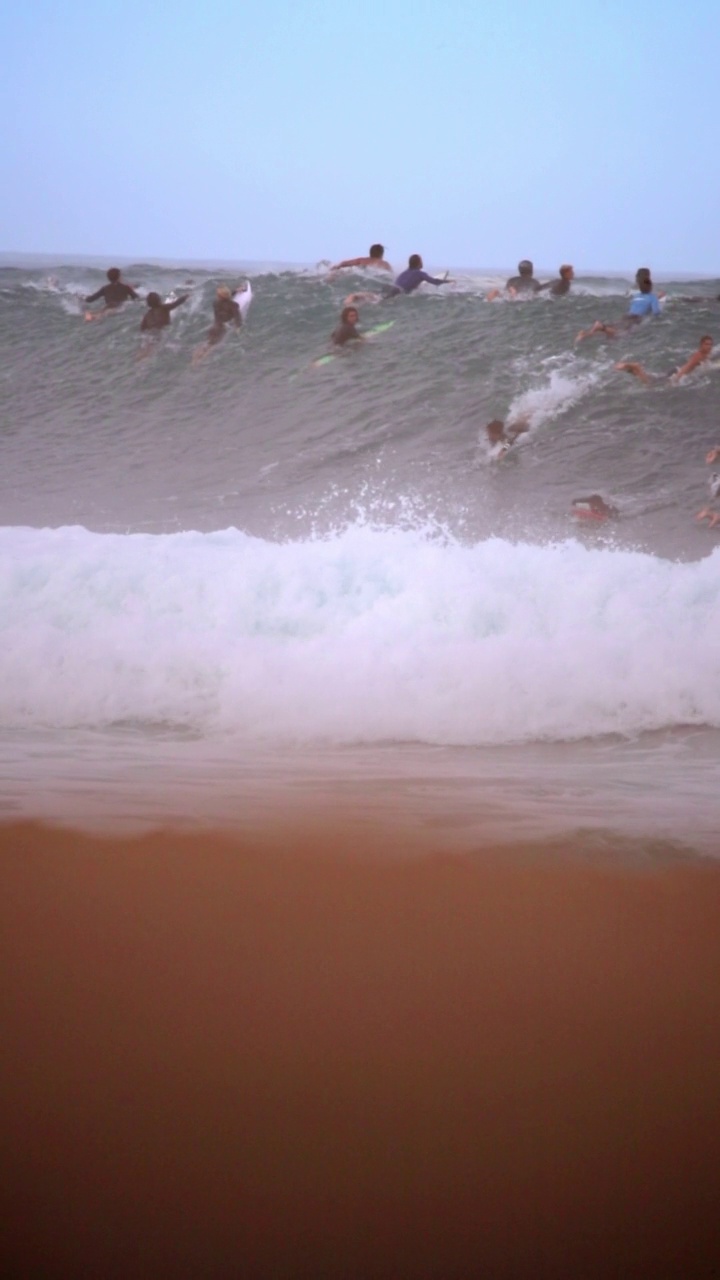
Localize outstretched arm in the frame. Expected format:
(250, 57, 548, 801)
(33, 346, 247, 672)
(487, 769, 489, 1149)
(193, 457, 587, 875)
(167, 294, 189, 312)
(85, 288, 104, 303)
(672, 350, 704, 381)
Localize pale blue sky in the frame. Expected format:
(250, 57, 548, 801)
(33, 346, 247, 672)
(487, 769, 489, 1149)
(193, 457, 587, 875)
(2, 0, 718, 272)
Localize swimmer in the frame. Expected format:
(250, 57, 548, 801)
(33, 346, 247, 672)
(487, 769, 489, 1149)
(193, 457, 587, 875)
(84, 267, 140, 320)
(576, 278, 661, 342)
(191, 286, 243, 364)
(207, 286, 242, 345)
(344, 254, 450, 306)
(485, 417, 530, 459)
(486, 259, 542, 301)
(329, 244, 393, 273)
(330, 305, 364, 347)
(137, 291, 189, 358)
(696, 447, 720, 528)
(538, 264, 575, 296)
(571, 495, 618, 522)
(616, 336, 714, 385)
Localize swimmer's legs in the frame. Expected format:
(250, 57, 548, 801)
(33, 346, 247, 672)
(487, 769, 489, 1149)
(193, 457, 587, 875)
(576, 321, 615, 342)
(615, 361, 652, 385)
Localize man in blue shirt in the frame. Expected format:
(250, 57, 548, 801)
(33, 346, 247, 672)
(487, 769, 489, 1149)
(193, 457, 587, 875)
(576, 279, 661, 342)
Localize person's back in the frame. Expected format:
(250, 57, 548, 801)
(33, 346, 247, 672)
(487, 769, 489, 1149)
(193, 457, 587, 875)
(506, 260, 541, 295)
(141, 291, 188, 332)
(547, 265, 574, 296)
(392, 254, 447, 295)
(85, 267, 139, 309)
(628, 280, 661, 318)
(330, 244, 392, 272)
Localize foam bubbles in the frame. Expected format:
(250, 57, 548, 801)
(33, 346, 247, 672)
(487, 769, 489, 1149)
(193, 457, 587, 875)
(2, 524, 719, 745)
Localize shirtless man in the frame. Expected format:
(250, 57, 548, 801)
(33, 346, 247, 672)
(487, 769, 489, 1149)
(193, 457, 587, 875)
(616, 335, 713, 384)
(329, 244, 393, 273)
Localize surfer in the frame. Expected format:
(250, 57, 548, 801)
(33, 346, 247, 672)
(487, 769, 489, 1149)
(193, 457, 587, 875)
(141, 292, 189, 333)
(486, 259, 542, 301)
(615, 336, 714, 385)
(206, 287, 242, 346)
(485, 417, 530, 459)
(538, 264, 575, 296)
(329, 244, 393, 273)
(576, 278, 662, 342)
(84, 267, 139, 319)
(571, 495, 618, 522)
(330, 306, 364, 346)
(696, 447, 720, 529)
(345, 255, 450, 306)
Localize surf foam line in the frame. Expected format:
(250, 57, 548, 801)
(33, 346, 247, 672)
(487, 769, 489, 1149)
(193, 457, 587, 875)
(2, 524, 719, 744)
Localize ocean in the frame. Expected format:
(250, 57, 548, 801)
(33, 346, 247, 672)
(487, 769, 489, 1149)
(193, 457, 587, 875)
(4, 253, 720, 1274)
(2, 254, 720, 856)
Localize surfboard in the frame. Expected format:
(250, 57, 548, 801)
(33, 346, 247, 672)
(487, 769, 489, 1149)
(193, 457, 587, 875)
(233, 282, 253, 320)
(312, 321, 394, 367)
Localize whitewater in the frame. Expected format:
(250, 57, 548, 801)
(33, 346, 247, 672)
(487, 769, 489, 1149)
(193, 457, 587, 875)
(2, 255, 720, 853)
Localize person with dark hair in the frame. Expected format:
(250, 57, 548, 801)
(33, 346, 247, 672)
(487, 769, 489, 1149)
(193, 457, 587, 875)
(331, 305, 364, 346)
(485, 417, 530, 459)
(538, 264, 575, 296)
(344, 254, 450, 305)
(84, 267, 139, 319)
(616, 335, 714, 384)
(486, 259, 542, 300)
(329, 244, 393, 272)
(576, 278, 662, 342)
(140, 291, 189, 333)
(505, 259, 542, 296)
(382, 254, 450, 298)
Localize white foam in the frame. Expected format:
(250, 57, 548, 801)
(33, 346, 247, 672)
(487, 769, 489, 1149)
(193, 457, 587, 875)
(2, 524, 719, 745)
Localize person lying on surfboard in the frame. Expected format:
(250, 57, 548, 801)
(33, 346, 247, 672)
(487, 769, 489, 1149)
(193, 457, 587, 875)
(571, 496, 618, 522)
(345, 255, 451, 306)
(615, 336, 714, 385)
(141, 292, 189, 332)
(576, 278, 661, 342)
(206, 287, 242, 347)
(331, 306, 365, 347)
(328, 244, 393, 274)
(485, 417, 530, 459)
(84, 267, 139, 320)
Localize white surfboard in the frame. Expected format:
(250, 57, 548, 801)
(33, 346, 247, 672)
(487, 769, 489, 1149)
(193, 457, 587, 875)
(233, 282, 253, 319)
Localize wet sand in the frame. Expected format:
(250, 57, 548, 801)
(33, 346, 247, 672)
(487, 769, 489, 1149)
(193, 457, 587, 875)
(3, 819, 720, 1277)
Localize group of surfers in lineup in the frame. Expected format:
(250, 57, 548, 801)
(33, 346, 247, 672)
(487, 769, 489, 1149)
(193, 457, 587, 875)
(83, 267, 248, 362)
(81, 250, 720, 528)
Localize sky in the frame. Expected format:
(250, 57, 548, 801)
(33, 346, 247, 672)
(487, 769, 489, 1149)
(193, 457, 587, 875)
(2, 0, 719, 273)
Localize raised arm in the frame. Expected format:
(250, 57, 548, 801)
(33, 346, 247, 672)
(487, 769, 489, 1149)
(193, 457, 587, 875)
(167, 294, 189, 312)
(330, 257, 365, 270)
